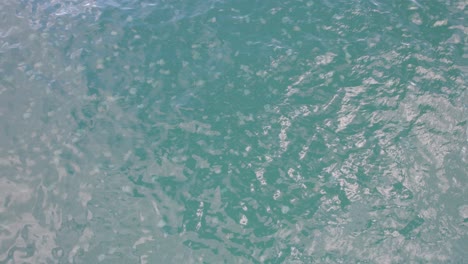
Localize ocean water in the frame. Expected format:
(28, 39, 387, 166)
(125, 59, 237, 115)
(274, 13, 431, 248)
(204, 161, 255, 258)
(0, 0, 467, 263)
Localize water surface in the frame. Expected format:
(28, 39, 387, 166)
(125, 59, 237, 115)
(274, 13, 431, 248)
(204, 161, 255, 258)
(0, 0, 467, 263)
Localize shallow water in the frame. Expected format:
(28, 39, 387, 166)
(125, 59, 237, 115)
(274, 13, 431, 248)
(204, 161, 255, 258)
(0, 0, 467, 263)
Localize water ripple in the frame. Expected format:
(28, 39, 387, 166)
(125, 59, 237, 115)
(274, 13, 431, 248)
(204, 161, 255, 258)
(0, 0, 466, 263)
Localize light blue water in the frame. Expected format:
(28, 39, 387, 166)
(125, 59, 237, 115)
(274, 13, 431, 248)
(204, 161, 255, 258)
(0, 0, 467, 263)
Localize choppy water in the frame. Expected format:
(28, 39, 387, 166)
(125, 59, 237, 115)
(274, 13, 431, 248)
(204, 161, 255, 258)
(0, 0, 467, 263)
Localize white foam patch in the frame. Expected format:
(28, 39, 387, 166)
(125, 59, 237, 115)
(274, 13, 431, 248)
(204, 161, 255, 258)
(315, 52, 336, 65)
(240, 214, 248, 225)
(255, 168, 267, 185)
(458, 205, 468, 219)
(133, 236, 154, 249)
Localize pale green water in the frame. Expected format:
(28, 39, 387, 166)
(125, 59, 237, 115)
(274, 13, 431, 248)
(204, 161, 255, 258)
(0, 0, 467, 263)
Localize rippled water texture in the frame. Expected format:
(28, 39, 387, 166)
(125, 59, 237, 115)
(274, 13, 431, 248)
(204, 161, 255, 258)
(0, 0, 467, 263)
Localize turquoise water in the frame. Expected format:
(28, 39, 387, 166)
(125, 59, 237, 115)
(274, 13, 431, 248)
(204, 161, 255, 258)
(0, 0, 467, 263)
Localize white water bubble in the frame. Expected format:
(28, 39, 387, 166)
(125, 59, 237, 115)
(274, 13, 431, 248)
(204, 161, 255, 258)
(433, 19, 448, 27)
(240, 215, 248, 225)
(411, 13, 422, 25)
(273, 190, 281, 200)
(459, 205, 468, 219)
(157, 219, 166, 228)
(121, 185, 131, 193)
